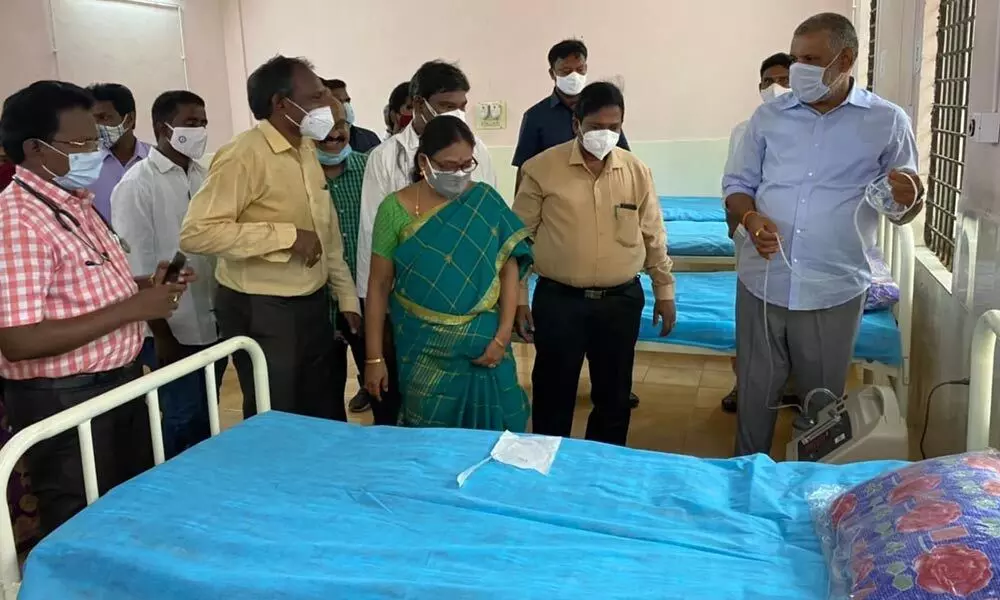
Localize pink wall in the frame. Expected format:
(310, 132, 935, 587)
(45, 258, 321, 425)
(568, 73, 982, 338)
(231, 0, 854, 146)
(0, 0, 234, 151)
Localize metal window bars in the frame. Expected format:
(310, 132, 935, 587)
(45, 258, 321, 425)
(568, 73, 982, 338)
(0, 336, 271, 600)
(867, 0, 878, 91)
(925, 0, 977, 270)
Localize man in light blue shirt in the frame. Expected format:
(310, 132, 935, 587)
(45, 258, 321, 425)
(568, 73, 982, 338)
(722, 12, 924, 456)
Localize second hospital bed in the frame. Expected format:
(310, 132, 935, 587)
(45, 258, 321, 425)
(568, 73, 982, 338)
(660, 196, 735, 267)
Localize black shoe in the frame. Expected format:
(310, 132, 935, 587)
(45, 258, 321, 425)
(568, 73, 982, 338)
(630, 392, 640, 409)
(721, 388, 737, 413)
(348, 390, 371, 413)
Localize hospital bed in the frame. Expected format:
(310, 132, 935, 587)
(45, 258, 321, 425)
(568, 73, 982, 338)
(0, 302, 992, 598)
(640, 219, 915, 414)
(659, 196, 735, 268)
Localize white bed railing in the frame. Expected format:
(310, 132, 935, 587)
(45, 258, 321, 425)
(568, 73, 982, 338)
(0, 336, 271, 600)
(967, 309, 1000, 451)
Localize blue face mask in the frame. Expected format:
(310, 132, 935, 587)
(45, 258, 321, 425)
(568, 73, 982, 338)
(317, 144, 352, 166)
(343, 102, 356, 126)
(789, 51, 842, 104)
(40, 141, 105, 189)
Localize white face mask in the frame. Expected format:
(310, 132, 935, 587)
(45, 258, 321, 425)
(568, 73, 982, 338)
(580, 129, 620, 160)
(555, 72, 587, 96)
(424, 101, 466, 124)
(286, 100, 335, 141)
(167, 125, 208, 159)
(759, 83, 792, 103)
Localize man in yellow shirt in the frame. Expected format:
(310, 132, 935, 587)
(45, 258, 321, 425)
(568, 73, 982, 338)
(180, 56, 359, 420)
(513, 82, 675, 446)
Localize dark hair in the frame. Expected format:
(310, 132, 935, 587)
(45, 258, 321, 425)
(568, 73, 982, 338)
(409, 61, 469, 100)
(760, 52, 793, 77)
(87, 82, 135, 117)
(0, 80, 94, 164)
(410, 116, 475, 183)
(574, 81, 625, 121)
(388, 81, 411, 113)
(151, 90, 205, 128)
(794, 12, 859, 54)
(323, 78, 347, 91)
(548, 39, 588, 68)
(247, 55, 315, 120)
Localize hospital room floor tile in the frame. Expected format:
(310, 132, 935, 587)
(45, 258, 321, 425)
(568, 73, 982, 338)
(216, 351, 833, 462)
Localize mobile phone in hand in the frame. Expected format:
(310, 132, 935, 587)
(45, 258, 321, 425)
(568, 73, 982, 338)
(163, 251, 187, 284)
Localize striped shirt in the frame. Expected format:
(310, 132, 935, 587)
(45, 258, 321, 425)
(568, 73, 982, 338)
(327, 151, 368, 282)
(0, 167, 143, 379)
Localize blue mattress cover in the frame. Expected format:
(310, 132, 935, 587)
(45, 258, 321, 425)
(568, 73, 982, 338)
(667, 220, 735, 257)
(527, 272, 902, 366)
(21, 412, 905, 600)
(659, 196, 725, 222)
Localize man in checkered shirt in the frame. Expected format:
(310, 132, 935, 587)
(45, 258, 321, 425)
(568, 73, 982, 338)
(0, 81, 191, 535)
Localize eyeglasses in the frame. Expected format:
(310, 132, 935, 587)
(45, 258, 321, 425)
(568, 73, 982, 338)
(50, 138, 101, 153)
(430, 156, 479, 174)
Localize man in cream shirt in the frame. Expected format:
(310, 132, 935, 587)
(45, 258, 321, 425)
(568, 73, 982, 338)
(181, 56, 359, 421)
(355, 61, 497, 425)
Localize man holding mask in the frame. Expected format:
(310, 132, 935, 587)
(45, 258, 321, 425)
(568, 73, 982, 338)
(723, 13, 923, 456)
(180, 56, 360, 421)
(112, 90, 226, 458)
(514, 82, 674, 447)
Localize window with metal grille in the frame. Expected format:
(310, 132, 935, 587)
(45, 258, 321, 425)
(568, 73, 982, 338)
(867, 0, 878, 91)
(925, 0, 976, 270)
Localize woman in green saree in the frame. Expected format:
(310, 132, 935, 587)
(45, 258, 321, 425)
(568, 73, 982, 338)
(363, 116, 532, 431)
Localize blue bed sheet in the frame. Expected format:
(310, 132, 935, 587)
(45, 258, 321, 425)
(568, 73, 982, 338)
(667, 221, 734, 257)
(659, 196, 725, 222)
(21, 412, 905, 600)
(527, 272, 902, 366)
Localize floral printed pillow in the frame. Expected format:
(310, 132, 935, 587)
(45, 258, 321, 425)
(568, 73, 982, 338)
(817, 450, 1000, 599)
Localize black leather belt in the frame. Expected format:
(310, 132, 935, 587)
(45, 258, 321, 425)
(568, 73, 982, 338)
(538, 277, 639, 300)
(5, 361, 140, 392)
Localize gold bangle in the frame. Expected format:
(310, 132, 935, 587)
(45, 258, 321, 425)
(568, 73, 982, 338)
(491, 337, 506, 349)
(365, 357, 383, 365)
(741, 210, 759, 230)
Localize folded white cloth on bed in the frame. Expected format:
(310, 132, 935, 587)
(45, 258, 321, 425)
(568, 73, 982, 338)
(457, 431, 562, 487)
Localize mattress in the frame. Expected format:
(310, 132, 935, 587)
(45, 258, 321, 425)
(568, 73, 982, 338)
(649, 272, 902, 366)
(667, 220, 735, 257)
(20, 412, 905, 600)
(527, 272, 902, 366)
(659, 196, 725, 222)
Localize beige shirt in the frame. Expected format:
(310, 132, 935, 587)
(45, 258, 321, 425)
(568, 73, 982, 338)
(514, 140, 674, 303)
(179, 120, 359, 314)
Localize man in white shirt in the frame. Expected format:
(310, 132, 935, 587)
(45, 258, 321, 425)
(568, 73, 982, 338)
(355, 61, 498, 425)
(720, 52, 792, 414)
(111, 90, 226, 458)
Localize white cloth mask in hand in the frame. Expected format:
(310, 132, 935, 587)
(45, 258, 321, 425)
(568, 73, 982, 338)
(456, 430, 562, 487)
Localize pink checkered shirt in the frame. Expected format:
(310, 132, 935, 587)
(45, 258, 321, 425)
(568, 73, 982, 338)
(0, 167, 143, 379)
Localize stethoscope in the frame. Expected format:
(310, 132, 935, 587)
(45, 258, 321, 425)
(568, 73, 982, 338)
(13, 177, 130, 266)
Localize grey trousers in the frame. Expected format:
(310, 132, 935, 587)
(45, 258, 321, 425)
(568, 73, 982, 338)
(734, 280, 864, 456)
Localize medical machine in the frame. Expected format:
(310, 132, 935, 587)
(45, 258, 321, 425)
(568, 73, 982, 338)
(786, 385, 909, 464)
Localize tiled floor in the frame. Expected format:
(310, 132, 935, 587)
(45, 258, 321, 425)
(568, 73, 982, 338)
(218, 344, 816, 461)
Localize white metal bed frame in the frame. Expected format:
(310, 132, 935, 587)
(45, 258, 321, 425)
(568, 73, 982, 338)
(637, 218, 916, 416)
(0, 336, 271, 600)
